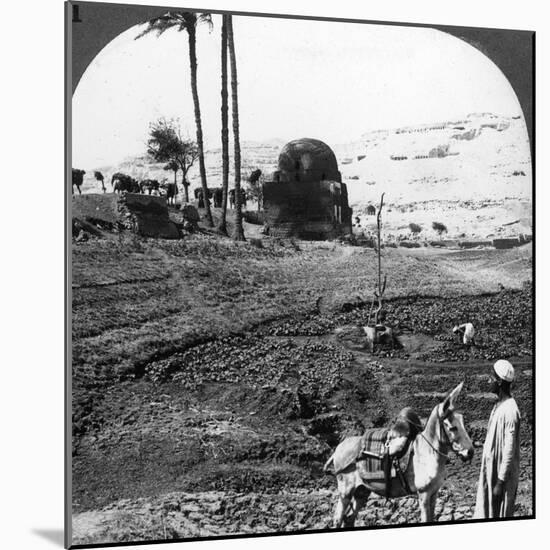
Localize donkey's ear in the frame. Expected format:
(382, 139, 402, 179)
(451, 382, 464, 403)
(448, 382, 464, 408)
(441, 382, 464, 413)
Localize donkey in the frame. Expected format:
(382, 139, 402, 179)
(325, 383, 473, 527)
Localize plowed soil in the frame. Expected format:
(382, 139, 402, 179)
(71, 230, 532, 545)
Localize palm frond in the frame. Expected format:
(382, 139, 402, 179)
(197, 13, 213, 31)
(135, 11, 213, 40)
(135, 14, 179, 40)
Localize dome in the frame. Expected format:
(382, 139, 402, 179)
(276, 138, 341, 183)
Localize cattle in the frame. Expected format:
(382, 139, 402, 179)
(166, 182, 178, 205)
(212, 187, 224, 208)
(194, 187, 213, 208)
(72, 168, 85, 195)
(140, 179, 160, 195)
(229, 188, 247, 209)
(94, 171, 106, 193)
(111, 172, 140, 194)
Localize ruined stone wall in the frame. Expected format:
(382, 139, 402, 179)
(72, 193, 180, 239)
(340, 182, 353, 232)
(72, 193, 121, 226)
(262, 180, 352, 240)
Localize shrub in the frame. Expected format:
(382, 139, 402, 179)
(432, 221, 448, 237)
(409, 223, 422, 235)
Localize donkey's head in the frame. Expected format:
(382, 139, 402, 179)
(438, 382, 474, 462)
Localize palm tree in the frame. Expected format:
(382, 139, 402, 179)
(227, 15, 245, 241)
(217, 14, 230, 236)
(136, 11, 214, 226)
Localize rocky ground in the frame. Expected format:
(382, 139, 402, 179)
(71, 229, 533, 546)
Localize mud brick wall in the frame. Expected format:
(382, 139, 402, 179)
(262, 180, 352, 240)
(493, 237, 521, 249)
(458, 240, 493, 249)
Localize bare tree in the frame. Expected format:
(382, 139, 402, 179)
(367, 193, 387, 327)
(375, 193, 387, 324)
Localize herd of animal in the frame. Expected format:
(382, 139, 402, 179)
(72, 169, 178, 203)
(193, 186, 248, 208)
(72, 168, 248, 209)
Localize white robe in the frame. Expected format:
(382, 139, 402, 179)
(474, 397, 521, 518)
(457, 323, 475, 344)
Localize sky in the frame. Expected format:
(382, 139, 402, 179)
(72, 14, 523, 170)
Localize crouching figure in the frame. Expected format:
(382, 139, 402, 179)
(453, 322, 476, 345)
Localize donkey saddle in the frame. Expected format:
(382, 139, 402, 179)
(332, 408, 423, 496)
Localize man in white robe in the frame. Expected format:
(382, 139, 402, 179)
(474, 359, 521, 518)
(453, 322, 476, 345)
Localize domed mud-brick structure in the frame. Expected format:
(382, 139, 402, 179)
(262, 138, 352, 239)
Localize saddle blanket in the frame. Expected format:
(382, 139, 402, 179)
(360, 427, 413, 482)
(332, 428, 389, 476)
(331, 427, 413, 484)
(360, 428, 390, 476)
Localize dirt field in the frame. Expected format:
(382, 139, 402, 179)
(71, 223, 532, 545)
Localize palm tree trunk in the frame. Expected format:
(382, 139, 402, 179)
(217, 14, 229, 235)
(227, 15, 245, 241)
(188, 25, 214, 226)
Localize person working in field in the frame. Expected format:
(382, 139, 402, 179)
(453, 322, 476, 345)
(474, 359, 521, 518)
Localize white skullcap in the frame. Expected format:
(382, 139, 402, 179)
(493, 359, 515, 382)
